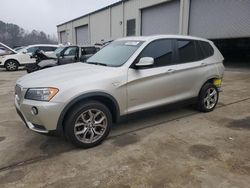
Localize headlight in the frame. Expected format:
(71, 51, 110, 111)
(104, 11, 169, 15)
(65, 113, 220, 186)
(25, 88, 59, 101)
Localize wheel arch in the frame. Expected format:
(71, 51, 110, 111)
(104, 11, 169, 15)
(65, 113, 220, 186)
(198, 75, 221, 95)
(56, 92, 120, 134)
(4, 58, 20, 66)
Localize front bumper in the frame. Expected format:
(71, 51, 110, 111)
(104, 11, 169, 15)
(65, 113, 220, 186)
(15, 95, 64, 133)
(16, 107, 49, 133)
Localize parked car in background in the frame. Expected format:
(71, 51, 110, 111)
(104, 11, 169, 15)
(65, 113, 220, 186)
(15, 35, 224, 148)
(0, 44, 58, 71)
(13, 46, 26, 52)
(25, 45, 100, 73)
(18, 44, 58, 55)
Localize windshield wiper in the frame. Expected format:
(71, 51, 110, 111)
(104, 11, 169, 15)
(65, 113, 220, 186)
(86, 62, 107, 66)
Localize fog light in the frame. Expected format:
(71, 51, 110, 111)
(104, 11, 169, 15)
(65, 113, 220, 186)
(31, 106, 38, 115)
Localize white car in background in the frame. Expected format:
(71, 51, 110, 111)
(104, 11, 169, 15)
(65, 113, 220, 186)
(13, 46, 26, 52)
(18, 44, 58, 55)
(0, 43, 58, 71)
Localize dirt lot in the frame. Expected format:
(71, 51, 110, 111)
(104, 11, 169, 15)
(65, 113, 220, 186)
(0, 68, 250, 188)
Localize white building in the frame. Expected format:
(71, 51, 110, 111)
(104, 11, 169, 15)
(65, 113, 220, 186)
(57, 0, 250, 46)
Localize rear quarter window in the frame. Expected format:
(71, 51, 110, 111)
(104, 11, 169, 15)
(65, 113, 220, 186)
(199, 41, 214, 58)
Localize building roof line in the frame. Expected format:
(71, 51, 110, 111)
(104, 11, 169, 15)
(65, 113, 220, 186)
(57, 0, 128, 27)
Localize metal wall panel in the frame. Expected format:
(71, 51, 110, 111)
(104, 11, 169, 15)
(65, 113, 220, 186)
(189, 0, 250, 39)
(111, 4, 123, 39)
(75, 25, 89, 45)
(141, 0, 180, 35)
(60, 31, 67, 44)
(90, 9, 111, 44)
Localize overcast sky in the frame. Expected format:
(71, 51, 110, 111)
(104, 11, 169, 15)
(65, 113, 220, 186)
(0, 0, 120, 36)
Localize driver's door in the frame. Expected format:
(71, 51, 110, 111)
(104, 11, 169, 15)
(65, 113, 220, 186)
(127, 39, 177, 114)
(58, 46, 79, 65)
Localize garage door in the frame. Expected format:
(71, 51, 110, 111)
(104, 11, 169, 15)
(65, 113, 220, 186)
(75, 25, 89, 45)
(60, 31, 67, 44)
(141, 0, 180, 36)
(189, 0, 250, 39)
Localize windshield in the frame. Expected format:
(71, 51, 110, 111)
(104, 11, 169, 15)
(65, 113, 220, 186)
(86, 40, 144, 67)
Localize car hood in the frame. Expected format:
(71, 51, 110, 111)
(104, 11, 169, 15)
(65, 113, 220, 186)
(0, 42, 17, 55)
(16, 63, 117, 88)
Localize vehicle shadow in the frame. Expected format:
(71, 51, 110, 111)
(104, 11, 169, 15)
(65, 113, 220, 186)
(111, 99, 198, 137)
(32, 100, 198, 158)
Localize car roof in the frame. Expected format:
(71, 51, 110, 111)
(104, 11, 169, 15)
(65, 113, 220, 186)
(64, 45, 98, 48)
(117, 35, 211, 43)
(25, 44, 59, 48)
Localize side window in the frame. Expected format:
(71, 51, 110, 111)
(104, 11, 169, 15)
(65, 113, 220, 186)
(64, 47, 77, 56)
(199, 41, 214, 58)
(138, 39, 173, 68)
(27, 47, 38, 53)
(177, 40, 197, 64)
(127, 19, 136, 36)
(39, 46, 56, 52)
(81, 48, 86, 55)
(49, 47, 57, 51)
(84, 47, 96, 55)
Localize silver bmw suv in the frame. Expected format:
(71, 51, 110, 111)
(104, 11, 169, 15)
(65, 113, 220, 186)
(15, 35, 225, 148)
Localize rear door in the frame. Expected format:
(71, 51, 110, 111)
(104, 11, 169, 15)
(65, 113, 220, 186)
(172, 39, 210, 97)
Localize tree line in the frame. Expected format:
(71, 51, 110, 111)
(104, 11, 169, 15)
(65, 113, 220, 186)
(0, 20, 57, 48)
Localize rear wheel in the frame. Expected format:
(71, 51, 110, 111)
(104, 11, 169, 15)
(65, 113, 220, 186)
(197, 83, 219, 112)
(64, 101, 112, 148)
(5, 60, 19, 71)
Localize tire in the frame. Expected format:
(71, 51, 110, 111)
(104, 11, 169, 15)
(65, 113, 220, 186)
(64, 101, 112, 148)
(5, 60, 19, 71)
(197, 82, 219, 112)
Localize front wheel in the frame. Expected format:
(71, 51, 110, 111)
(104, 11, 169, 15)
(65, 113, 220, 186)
(197, 83, 219, 112)
(5, 60, 19, 71)
(64, 101, 112, 148)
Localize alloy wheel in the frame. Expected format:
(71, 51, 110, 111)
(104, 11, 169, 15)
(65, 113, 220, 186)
(6, 61, 17, 70)
(204, 88, 218, 110)
(74, 109, 108, 144)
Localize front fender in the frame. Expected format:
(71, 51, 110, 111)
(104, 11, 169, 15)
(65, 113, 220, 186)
(56, 92, 120, 134)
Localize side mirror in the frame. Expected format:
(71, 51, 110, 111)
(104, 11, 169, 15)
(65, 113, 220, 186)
(135, 57, 154, 68)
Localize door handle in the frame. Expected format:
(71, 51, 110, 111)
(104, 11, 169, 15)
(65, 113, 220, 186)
(166, 69, 175, 74)
(201, 62, 207, 67)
